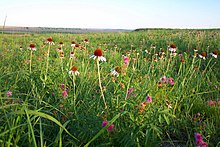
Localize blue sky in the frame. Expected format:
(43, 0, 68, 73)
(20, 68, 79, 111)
(0, 0, 220, 29)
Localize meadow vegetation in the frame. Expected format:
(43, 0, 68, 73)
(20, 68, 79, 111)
(0, 29, 219, 146)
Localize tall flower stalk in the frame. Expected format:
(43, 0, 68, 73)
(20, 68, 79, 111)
(29, 44, 36, 73)
(90, 48, 107, 109)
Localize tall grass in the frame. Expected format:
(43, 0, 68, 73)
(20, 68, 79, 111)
(0, 29, 219, 146)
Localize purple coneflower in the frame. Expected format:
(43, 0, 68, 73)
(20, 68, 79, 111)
(69, 66, 80, 76)
(29, 44, 36, 51)
(89, 48, 106, 62)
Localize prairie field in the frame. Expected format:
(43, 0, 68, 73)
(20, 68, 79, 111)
(0, 29, 220, 146)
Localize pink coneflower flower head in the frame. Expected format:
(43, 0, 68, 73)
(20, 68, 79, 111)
(124, 56, 129, 65)
(70, 51, 74, 58)
(102, 120, 108, 127)
(59, 41, 64, 47)
(89, 48, 106, 62)
(210, 49, 218, 58)
(160, 76, 167, 83)
(199, 52, 207, 60)
(168, 77, 175, 85)
(69, 66, 80, 76)
(146, 95, 152, 103)
(46, 38, 54, 45)
(6, 91, 12, 97)
(62, 90, 68, 98)
(29, 44, 36, 51)
(169, 44, 176, 52)
(107, 124, 114, 132)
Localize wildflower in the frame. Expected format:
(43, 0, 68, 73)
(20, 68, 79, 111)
(62, 90, 68, 98)
(199, 52, 207, 60)
(160, 76, 167, 83)
(84, 38, 89, 43)
(69, 66, 80, 76)
(208, 100, 217, 106)
(127, 88, 133, 95)
(59, 51, 64, 58)
(60, 84, 65, 89)
(29, 44, 36, 51)
(146, 95, 152, 103)
(89, 48, 106, 62)
(168, 77, 175, 85)
(20, 46, 23, 51)
(194, 48, 199, 52)
(126, 88, 134, 99)
(102, 120, 108, 127)
(210, 49, 218, 58)
(124, 56, 129, 65)
(71, 41, 76, 47)
(180, 57, 185, 63)
(102, 120, 114, 132)
(194, 133, 208, 147)
(169, 44, 176, 52)
(59, 41, 64, 47)
(110, 66, 121, 77)
(46, 37, 54, 45)
(166, 100, 172, 109)
(70, 51, 74, 58)
(57, 47, 62, 52)
(6, 91, 12, 97)
(107, 124, 114, 132)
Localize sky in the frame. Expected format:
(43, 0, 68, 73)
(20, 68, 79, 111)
(0, 0, 220, 29)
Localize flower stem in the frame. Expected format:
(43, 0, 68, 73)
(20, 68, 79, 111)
(72, 75, 77, 115)
(45, 44, 51, 82)
(97, 59, 107, 109)
(29, 50, 32, 73)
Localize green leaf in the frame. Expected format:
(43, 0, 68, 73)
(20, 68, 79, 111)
(163, 114, 170, 125)
(12, 110, 78, 142)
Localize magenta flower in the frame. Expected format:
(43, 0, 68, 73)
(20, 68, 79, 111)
(168, 77, 175, 85)
(107, 124, 114, 132)
(60, 84, 65, 90)
(62, 90, 68, 98)
(195, 133, 208, 147)
(102, 120, 114, 132)
(146, 95, 152, 103)
(126, 88, 134, 99)
(127, 88, 133, 95)
(6, 91, 12, 97)
(208, 100, 216, 106)
(124, 56, 129, 65)
(102, 120, 108, 127)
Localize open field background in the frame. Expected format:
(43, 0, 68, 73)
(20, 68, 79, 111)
(0, 29, 220, 146)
